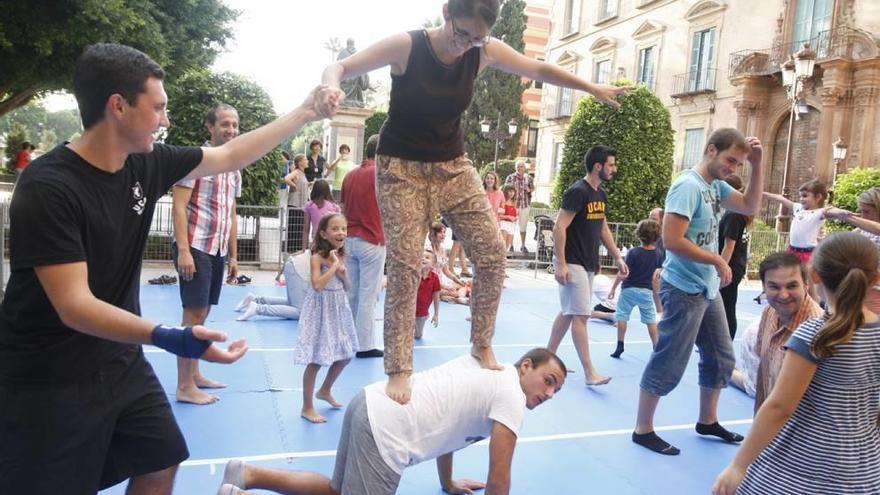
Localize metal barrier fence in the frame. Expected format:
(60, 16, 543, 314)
(0, 197, 796, 292)
(144, 197, 296, 270)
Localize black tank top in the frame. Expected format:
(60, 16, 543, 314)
(377, 30, 481, 162)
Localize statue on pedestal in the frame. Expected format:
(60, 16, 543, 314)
(337, 38, 372, 107)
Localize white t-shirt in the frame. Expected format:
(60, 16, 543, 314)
(364, 355, 527, 474)
(788, 203, 825, 248)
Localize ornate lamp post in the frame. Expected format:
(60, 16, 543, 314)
(775, 43, 816, 233)
(480, 112, 519, 173)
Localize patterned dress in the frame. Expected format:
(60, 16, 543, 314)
(738, 317, 880, 494)
(294, 264, 358, 365)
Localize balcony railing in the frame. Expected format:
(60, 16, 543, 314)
(670, 68, 717, 98)
(728, 27, 856, 80)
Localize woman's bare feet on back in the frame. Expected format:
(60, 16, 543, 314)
(301, 408, 327, 423)
(471, 344, 504, 371)
(386, 372, 412, 404)
(315, 390, 343, 408)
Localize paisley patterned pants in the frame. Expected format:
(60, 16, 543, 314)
(376, 155, 506, 375)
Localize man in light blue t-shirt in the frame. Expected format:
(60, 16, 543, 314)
(632, 128, 764, 456)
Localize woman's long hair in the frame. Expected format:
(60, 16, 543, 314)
(810, 232, 878, 357)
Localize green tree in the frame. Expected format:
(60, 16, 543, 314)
(0, 100, 46, 138)
(290, 122, 324, 157)
(41, 128, 58, 150)
(164, 69, 280, 207)
(0, 0, 237, 118)
(3, 122, 29, 171)
(363, 110, 387, 154)
(46, 106, 82, 142)
(832, 167, 880, 212)
(462, 0, 529, 166)
(550, 83, 674, 224)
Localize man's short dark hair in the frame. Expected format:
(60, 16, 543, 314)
(309, 139, 322, 150)
(759, 252, 807, 285)
(704, 128, 749, 156)
(365, 134, 379, 159)
(20, 141, 30, 149)
(73, 43, 165, 130)
(583, 145, 617, 173)
(205, 104, 237, 126)
(514, 347, 567, 374)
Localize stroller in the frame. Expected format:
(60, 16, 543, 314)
(533, 214, 555, 273)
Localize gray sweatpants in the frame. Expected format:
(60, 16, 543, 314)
(330, 391, 401, 495)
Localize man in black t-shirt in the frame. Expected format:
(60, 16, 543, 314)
(546, 145, 628, 386)
(0, 44, 337, 495)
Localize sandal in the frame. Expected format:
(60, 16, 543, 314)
(148, 274, 177, 285)
(235, 275, 252, 285)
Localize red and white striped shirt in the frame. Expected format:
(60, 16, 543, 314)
(177, 170, 241, 257)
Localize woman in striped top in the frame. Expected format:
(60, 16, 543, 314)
(713, 231, 880, 495)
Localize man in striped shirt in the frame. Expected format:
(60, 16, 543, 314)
(172, 104, 242, 405)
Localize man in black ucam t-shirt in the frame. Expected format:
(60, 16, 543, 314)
(545, 145, 628, 386)
(0, 43, 337, 494)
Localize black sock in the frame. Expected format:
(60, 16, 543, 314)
(632, 431, 680, 455)
(610, 341, 624, 358)
(695, 422, 744, 443)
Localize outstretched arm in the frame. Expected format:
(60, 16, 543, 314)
(34, 262, 247, 363)
(713, 351, 817, 494)
(825, 207, 880, 235)
(484, 39, 629, 108)
(761, 192, 794, 211)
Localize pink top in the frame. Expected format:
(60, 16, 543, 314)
(485, 189, 504, 220)
(304, 200, 341, 233)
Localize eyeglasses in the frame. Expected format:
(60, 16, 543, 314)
(450, 17, 490, 47)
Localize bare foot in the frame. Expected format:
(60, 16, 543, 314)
(176, 387, 219, 405)
(471, 344, 504, 371)
(236, 301, 259, 321)
(195, 375, 226, 389)
(585, 373, 612, 386)
(315, 391, 343, 408)
(386, 373, 412, 405)
(301, 408, 327, 423)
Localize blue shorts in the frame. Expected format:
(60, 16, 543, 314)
(615, 287, 657, 324)
(639, 280, 734, 397)
(172, 245, 225, 308)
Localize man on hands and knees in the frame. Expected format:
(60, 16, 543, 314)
(633, 128, 764, 455)
(216, 348, 567, 495)
(0, 43, 334, 494)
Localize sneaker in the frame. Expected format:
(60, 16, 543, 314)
(520, 246, 529, 254)
(235, 275, 252, 285)
(460, 270, 473, 278)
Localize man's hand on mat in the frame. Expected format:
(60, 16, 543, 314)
(443, 478, 486, 494)
(712, 464, 746, 495)
(192, 325, 249, 363)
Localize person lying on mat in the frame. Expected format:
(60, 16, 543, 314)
(217, 348, 567, 495)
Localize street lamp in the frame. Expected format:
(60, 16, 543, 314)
(480, 112, 518, 172)
(775, 43, 817, 233)
(832, 136, 848, 183)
